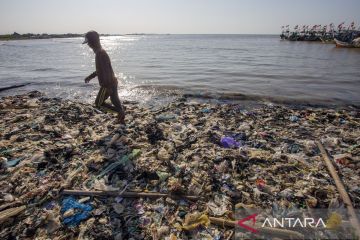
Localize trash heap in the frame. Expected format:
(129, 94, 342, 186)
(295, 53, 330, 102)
(0, 91, 359, 239)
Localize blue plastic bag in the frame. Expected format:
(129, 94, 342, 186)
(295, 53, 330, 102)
(61, 197, 93, 226)
(220, 137, 241, 148)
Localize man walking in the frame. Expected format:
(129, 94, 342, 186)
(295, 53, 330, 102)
(83, 31, 125, 124)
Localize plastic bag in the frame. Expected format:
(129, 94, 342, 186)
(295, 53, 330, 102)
(61, 197, 93, 226)
(180, 213, 210, 231)
(220, 137, 240, 148)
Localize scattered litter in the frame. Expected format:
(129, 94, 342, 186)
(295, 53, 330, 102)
(0, 91, 359, 239)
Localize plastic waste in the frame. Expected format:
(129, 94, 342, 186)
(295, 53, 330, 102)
(156, 171, 170, 182)
(95, 149, 141, 180)
(207, 195, 231, 216)
(180, 212, 210, 231)
(155, 114, 177, 121)
(289, 115, 299, 122)
(326, 212, 342, 229)
(6, 157, 24, 167)
(61, 197, 93, 227)
(1, 91, 359, 239)
(220, 137, 240, 148)
(113, 203, 125, 214)
(201, 108, 211, 113)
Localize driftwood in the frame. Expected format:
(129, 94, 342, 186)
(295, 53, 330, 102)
(0, 83, 30, 92)
(0, 201, 22, 211)
(316, 141, 360, 238)
(0, 205, 26, 224)
(62, 189, 202, 201)
(209, 217, 304, 239)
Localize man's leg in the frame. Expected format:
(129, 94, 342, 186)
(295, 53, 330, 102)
(96, 86, 125, 123)
(95, 87, 122, 114)
(95, 87, 109, 108)
(109, 89, 125, 114)
(108, 87, 126, 123)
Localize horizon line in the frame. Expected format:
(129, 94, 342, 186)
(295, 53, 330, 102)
(0, 32, 280, 35)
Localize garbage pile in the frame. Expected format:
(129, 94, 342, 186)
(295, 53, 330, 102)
(1, 91, 359, 239)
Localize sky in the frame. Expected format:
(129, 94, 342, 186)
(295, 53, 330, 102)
(0, 0, 359, 34)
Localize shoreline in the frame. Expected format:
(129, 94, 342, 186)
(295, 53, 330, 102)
(0, 91, 359, 239)
(1, 84, 359, 110)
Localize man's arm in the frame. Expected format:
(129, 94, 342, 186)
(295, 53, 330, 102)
(85, 71, 97, 83)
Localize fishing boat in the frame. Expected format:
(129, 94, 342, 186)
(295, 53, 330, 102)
(320, 32, 335, 43)
(334, 39, 353, 48)
(280, 22, 359, 45)
(352, 37, 360, 47)
(334, 38, 360, 48)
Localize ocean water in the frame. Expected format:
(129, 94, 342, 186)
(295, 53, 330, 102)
(0, 34, 359, 106)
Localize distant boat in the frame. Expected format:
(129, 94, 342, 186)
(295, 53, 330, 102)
(334, 38, 360, 48)
(280, 22, 360, 45)
(353, 37, 360, 47)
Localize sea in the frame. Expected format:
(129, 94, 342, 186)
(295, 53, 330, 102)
(0, 34, 359, 107)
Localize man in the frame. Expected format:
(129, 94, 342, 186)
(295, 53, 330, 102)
(83, 30, 125, 124)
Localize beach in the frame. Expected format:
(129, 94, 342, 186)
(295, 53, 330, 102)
(1, 91, 359, 239)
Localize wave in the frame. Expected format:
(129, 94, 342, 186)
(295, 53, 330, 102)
(0, 43, 30, 48)
(133, 85, 360, 108)
(31, 67, 59, 72)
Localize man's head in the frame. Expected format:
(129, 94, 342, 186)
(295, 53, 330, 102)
(83, 31, 100, 50)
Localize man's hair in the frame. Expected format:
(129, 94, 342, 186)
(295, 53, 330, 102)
(85, 31, 100, 45)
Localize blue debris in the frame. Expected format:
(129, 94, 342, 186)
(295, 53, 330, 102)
(231, 132, 247, 141)
(288, 144, 301, 153)
(155, 114, 177, 122)
(201, 108, 211, 113)
(61, 197, 93, 226)
(44, 200, 56, 210)
(220, 137, 241, 148)
(36, 170, 46, 177)
(6, 157, 24, 167)
(339, 118, 346, 124)
(213, 235, 221, 240)
(289, 115, 299, 122)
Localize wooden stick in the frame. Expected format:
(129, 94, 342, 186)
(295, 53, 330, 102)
(0, 201, 22, 211)
(316, 141, 360, 238)
(0, 205, 26, 224)
(0, 83, 30, 92)
(225, 230, 234, 240)
(62, 189, 202, 201)
(209, 217, 304, 239)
